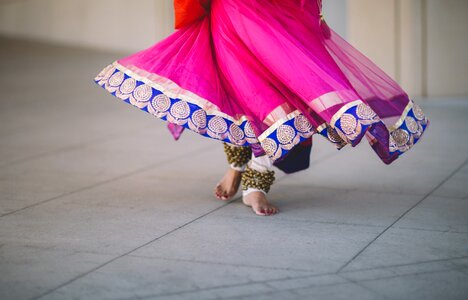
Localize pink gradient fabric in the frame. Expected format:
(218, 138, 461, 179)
(97, 0, 428, 165)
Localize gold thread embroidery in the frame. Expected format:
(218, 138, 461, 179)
(277, 125, 296, 144)
(208, 116, 228, 134)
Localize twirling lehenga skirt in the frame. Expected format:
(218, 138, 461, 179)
(94, 0, 429, 172)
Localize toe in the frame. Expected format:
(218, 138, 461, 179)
(265, 206, 278, 215)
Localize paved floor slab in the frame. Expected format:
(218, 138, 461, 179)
(43, 255, 311, 300)
(0, 171, 227, 255)
(343, 228, 468, 271)
(355, 269, 468, 300)
(249, 184, 423, 227)
(131, 211, 383, 273)
(395, 195, 468, 233)
(0, 243, 114, 300)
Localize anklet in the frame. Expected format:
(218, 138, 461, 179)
(241, 166, 275, 193)
(223, 142, 252, 171)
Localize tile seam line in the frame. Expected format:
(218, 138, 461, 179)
(31, 195, 240, 300)
(423, 193, 468, 201)
(216, 282, 351, 300)
(339, 265, 468, 285)
(0, 144, 213, 218)
(337, 274, 391, 300)
(336, 156, 468, 273)
(392, 225, 468, 235)
(125, 254, 324, 273)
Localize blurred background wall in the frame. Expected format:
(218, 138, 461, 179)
(0, 0, 467, 98)
(0, 0, 174, 52)
(347, 0, 468, 97)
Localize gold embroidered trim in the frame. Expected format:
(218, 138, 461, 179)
(113, 62, 250, 125)
(329, 99, 363, 127)
(388, 100, 413, 132)
(96, 61, 428, 164)
(258, 110, 303, 141)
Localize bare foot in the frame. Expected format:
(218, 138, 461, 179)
(214, 168, 242, 200)
(242, 191, 279, 216)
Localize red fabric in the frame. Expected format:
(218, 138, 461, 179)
(174, 0, 207, 29)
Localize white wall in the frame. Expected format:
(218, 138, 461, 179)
(0, 0, 347, 51)
(347, 0, 468, 97)
(323, 0, 347, 38)
(426, 0, 468, 96)
(347, 0, 398, 79)
(0, 0, 174, 52)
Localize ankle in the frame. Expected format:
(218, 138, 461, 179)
(242, 187, 266, 197)
(229, 164, 245, 173)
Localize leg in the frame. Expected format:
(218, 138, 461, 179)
(241, 153, 279, 216)
(214, 143, 251, 200)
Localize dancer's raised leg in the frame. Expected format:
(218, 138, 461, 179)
(214, 143, 251, 200)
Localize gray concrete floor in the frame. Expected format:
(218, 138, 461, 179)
(1, 37, 468, 300)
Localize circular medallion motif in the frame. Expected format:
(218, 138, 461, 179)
(170, 101, 190, 119)
(151, 94, 171, 112)
(277, 125, 296, 144)
(261, 138, 278, 156)
(208, 116, 228, 134)
(356, 103, 377, 120)
(340, 113, 358, 135)
(412, 103, 425, 121)
(108, 71, 124, 87)
(191, 109, 207, 128)
(391, 129, 410, 147)
(294, 115, 312, 133)
(405, 116, 419, 134)
(244, 121, 256, 138)
(229, 124, 245, 141)
(120, 78, 136, 94)
(133, 84, 152, 102)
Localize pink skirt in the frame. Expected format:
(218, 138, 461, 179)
(94, 0, 429, 167)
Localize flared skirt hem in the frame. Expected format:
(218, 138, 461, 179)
(95, 61, 429, 165)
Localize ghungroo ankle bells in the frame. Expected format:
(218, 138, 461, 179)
(241, 166, 275, 193)
(223, 142, 252, 168)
